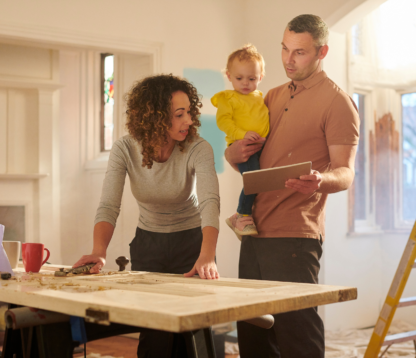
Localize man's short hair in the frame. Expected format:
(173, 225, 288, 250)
(287, 14, 329, 47)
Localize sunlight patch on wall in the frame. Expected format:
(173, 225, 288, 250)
(184, 68, 226, 174)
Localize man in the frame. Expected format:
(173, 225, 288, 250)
(225, 14, 360, 358)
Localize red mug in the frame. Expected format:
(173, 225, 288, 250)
(22, 243, 50, 273)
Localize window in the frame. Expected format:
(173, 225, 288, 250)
(100, 54, 114, 151)
(352, 93, 366, 220)
(348, 1, 416, 231)
(402, 92, 416, 221)
(351, 21, 364, 56)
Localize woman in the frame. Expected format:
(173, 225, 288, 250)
(74, 74, 220, 357)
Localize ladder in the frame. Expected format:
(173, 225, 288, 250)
(365, 221, 416, 357)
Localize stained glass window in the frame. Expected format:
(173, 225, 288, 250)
(352, 93, 366, 220)
(402, 93, 416, 220)
(101, 54, 114, 151)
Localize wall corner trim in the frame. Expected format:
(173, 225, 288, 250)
(0, 21, 163, 73)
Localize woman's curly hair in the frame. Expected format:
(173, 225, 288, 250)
(125, 74, 202, 168)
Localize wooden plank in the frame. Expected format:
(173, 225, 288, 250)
(382, 330, 416, 346)
(398, 296, 416, 308)
(0, 268, 357, 333)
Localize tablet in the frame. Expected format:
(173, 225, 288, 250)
(242, 161, 312, 195)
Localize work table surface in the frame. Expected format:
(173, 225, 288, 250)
(0, 265, 357, 332)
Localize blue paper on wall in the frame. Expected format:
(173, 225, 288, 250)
(0, 224, 15, 276)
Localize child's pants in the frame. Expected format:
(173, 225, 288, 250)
(237, 151, 261, 215)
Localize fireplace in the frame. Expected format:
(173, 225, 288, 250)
(0, 206, 25, 243)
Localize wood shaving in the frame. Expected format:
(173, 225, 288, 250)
(95, 271, 120, 276)
(47, 284, 60, 290)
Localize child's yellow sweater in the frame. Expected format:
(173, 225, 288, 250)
(211, 90, 269, 146)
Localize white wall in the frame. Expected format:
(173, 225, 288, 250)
(0, 0, 244, 76)
(243, 0, 371, 94)
(2, 0, 409, 332)
(321, 18, 416, 331)
(0, 1, 247, 274)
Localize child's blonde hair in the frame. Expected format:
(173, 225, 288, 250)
(226, 44, 265, 76)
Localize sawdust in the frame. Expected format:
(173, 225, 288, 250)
(2, 271, 115, 294)
(324, 320, 416, 357)
(95, 271, 118, 276)
(222, 320, 416, 357)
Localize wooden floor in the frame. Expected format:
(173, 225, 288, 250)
(73, 336, 239, 358)
(73, 336, 138, 358)
(0, 331, 238, 358)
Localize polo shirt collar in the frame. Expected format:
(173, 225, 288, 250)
(288, 69, 327, 91)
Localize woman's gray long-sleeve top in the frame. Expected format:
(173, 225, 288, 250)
(94, 135, 220, 233)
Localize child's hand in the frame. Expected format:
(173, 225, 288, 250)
(244, 131, 261, 141)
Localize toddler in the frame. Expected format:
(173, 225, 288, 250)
(211, 44, 269, 239)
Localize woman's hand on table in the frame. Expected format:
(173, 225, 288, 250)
(73, 254, 106, 274)
(184, 254, 219, 280)
(75, 222, 113, 274)
(183, 226, 219, 279)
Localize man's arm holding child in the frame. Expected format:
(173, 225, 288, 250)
(225, 137, 266, 172)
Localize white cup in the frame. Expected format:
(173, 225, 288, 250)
(3, 241, 21, 269)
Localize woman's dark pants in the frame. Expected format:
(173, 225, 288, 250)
(130, 226, 203, 358)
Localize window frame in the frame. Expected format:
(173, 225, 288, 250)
(100, 53, 115, 153)
(351, 20, 365, 57)
(348, 88, 382, 235)
(352, 92, 367, 222)
(397, 87, 416, 228)
(347, 15, 416, 233)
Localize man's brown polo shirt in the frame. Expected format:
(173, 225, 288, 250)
(253, 70, 360, 240)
